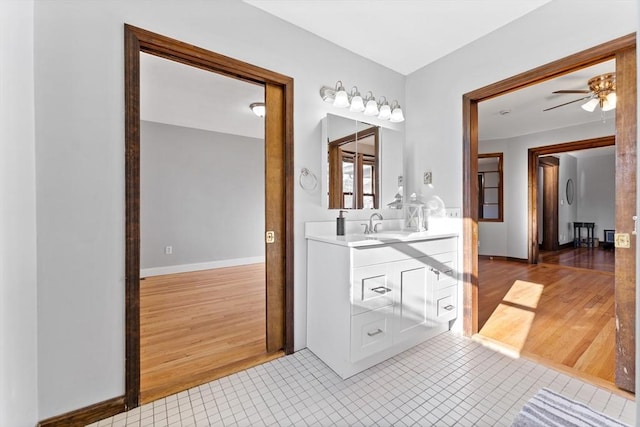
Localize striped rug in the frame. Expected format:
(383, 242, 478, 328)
(511, 388, 630, 427)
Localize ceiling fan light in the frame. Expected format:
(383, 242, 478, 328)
(333, 81, 350, 108)
(603, 92, 617, 111)
(581, 98, 599, 112)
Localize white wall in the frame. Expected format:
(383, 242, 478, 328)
(140, 121, 264, 271)
(406, 0, 635, 258)
(0, 1, 39, 426)
(577, 153, 616, 239)
(33, 0, 405, 418)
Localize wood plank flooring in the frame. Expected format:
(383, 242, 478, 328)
(477, 256, 615, 385)
(140, 263, 271, 403)
(539, 246, 615, 273)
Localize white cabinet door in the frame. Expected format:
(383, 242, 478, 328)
(392, 257, 430, 343)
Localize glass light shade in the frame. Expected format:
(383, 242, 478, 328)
(581, 98, 599, 112)
(364, 99, 379, 116)
(378, 103, 391, 120)
(390, 105, 405, 122)
(349, 95, 365, 112)
(602, 92, 616, 111)
(250, 102, 265, 118)
(333, 84, 350, 108)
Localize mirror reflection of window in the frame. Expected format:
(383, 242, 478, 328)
(328, 125, 379, 209)
(478, 153, 503, 221)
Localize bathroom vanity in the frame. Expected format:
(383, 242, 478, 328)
(306, 230, 459, 379)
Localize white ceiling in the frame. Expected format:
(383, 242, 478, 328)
(140, 53, 265, 139)
(243, 0, 553, 76)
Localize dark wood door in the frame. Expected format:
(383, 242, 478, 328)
(539, 156, 559, 252)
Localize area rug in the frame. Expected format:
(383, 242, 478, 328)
(511, 388, 630, 426)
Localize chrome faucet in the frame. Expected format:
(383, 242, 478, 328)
(369, 213, 384, 233)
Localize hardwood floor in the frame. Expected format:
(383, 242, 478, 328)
(140, 263, 273, 403)
(477, 256, 616, 386)
(539, 246, 615, 273)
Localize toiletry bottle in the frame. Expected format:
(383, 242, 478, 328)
(337, 210, 347, 236)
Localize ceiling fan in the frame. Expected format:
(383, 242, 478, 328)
(543, 72, 616, 112)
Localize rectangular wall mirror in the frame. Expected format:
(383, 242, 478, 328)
(321, 113, 403, 210)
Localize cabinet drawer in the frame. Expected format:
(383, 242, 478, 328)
(434, 287, 457, 322)
(430, 252, 457, 289)
(352, 237, 457, 268)
(352, 265, 393, 315)
(350, 306, 393, 362)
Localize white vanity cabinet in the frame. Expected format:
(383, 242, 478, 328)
(306, 234, 458, 379)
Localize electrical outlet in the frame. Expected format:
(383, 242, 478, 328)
(423, 171, 432, 185)
(164, 245, 173, 255)
(397, 175, 403, 186)
(445, 208, 461, 218)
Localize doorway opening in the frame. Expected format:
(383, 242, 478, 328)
(125, 25, 294, 408)
(463, 33, 636, 392)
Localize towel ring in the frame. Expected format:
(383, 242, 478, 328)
(299, 167, 318, 190)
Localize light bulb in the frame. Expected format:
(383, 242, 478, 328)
(363, 95, 379, 116)
(349, 91, 365, 112)
(602, 92, 616, 111)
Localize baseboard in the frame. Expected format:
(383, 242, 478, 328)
(141, 256, 265, 277)
(478, 255, 528, 263)
(38, 395, 125, 427)
(559, 242, 573, 250)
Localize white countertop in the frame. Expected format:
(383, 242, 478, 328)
(306, 229, 458, 247)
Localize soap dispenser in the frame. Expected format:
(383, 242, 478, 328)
(337, 210, 347, 236)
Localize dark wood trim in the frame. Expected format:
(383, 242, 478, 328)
(614, 44, 636, 393)
(478, 255, 528, 263)
(38, 396, 125, 427)
(462, 33, 637, 394)
(124, 23, 141, 411)
(558, 242, 574, 250)
(539, 156, 559, 252)
(124, 24, 295, 407)
(528, 136, 615, 262)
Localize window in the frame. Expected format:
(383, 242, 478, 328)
(478, 153, 503, 221)
(328, 126, 379, 209)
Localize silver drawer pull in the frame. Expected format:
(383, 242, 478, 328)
(367, 328, 383, 337)
(370, 286, 391, 294)
(443, 305, 454, 311)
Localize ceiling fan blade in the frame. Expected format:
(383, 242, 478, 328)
(552, 90, 591, 94)
(543, 96, 591, 112)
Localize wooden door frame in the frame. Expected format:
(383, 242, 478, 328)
(528, 136, 615, 262)
(538, 156, 560, 252)
(124, 24, 294, 409)
(462, 33, 636, 391)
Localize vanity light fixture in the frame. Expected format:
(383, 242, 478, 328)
(377, 97, 391, 120)
(319, 81, 405, 122)
(389, 101, 405, 123)
(349, 87, 365, 112)
(250, 102, 265, 118)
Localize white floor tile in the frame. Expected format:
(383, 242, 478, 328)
(89, 333, 634, 427)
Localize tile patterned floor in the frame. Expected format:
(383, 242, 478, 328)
(90, 333, 635, 426)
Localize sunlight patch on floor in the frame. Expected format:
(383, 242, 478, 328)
(478, 280, 544, 352)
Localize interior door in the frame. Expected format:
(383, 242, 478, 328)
(539, 156, 559, 252)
